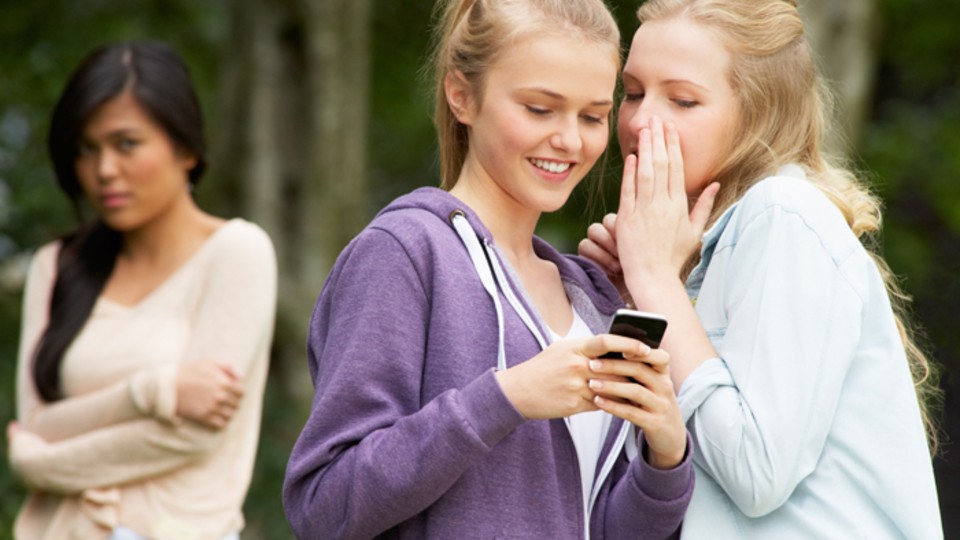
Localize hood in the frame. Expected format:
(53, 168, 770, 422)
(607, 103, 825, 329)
(377, 186, 622, 315)
(376, 186, 494, 242)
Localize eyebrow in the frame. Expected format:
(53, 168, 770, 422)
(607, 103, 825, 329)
(622, 72, 709, 92)
(82, 127, 144, 140)
(519, 86, 614, 107)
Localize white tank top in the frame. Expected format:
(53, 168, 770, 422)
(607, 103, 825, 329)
(550, 309, 612, 535)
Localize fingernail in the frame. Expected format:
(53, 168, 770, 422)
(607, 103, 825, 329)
(589, 379, 603, 390)
(638, 343, 652, 355)
(594, 396, 606, 406)
(589, 360, 602, 371)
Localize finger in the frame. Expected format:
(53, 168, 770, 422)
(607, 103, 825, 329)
(228, 380, 245, 398)
(220, 401, 239, 419)
(582, 334, 651, 360)
(217, 363, 241, 380)
(589, 357, 657, 383)
(218, 388, 242, 410)
(586, 221, 619, 258)
(622, 347, 670, 369)
(620, 153, 638, 213)
(623, 365, 675, 395)
(690, 181, 721, 236)
(591, 377, 658, 405)
(594, 394, 656, 426)
(601, 213, 617, 235)
(636, 128, 654, 201)
(650, 117, 669, 197)
(578, 239, 621, 276)
(665, 122, 686, 200)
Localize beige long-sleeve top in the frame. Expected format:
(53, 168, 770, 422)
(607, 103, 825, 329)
(9, 219, 276, 540)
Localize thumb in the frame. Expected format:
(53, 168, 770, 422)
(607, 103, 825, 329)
(690, 182, 720, 235)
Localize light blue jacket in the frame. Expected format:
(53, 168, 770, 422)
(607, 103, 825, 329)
(676, 166, 941, 539)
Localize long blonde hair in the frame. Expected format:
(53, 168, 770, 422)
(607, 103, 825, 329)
(429, 0, 621, 190)
(637, 0, 941, 452)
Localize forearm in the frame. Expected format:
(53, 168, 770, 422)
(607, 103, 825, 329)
(284, 370, 524, 538)
(23, 365, 178, 441)
(626, 273, 717, 388)
(9, 417, 220, 494)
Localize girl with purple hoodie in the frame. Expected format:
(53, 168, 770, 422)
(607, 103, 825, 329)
(283, 1, 694, 538)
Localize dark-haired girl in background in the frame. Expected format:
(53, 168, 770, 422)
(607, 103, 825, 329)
(7, 41, 276, 540)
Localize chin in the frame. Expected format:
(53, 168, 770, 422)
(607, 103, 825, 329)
(98, 213, 143, 233)
(538, 193, 574, 214)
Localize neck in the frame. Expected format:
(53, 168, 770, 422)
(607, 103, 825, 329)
(449, 165, 541, 267)
(119, 191, 208, 264)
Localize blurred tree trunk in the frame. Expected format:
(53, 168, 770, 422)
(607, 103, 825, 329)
(207, 0, 372, 400)
(799, 0, 879, 152)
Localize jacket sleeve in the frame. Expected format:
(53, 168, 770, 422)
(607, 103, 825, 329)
(601, 433, 695, 539)
(677, 203, 863, 517)
(9, 224, 277, 492)
(283, 227, 526, 539)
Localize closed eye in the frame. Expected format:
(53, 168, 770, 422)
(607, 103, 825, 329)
(581, 114, 606, 125)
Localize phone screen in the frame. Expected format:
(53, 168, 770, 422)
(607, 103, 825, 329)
(600, 309, 667, 359)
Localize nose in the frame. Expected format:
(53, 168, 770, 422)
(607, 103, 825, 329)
(550, 116, 583, 154)
(624, 98, 653, 136)
(96, 150, 120, 182)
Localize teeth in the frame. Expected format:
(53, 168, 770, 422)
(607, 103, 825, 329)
(530, 158, 571, 174)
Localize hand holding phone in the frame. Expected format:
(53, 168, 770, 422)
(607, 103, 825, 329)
(600, 308, 667, 359)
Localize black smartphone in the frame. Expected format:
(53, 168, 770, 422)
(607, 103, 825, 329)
(600, 308, 668, 359)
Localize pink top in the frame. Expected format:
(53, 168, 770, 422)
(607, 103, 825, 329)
(10, 219, 276, 540)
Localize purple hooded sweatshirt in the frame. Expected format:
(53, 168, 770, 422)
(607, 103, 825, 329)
(283, 188, 694, 539)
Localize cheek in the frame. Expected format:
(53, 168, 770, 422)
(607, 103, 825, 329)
(678, 134, 713, 194)
(132, 151, 182, 191)
(74, 160, 102, 200)
(489, 111, 528, 156)
(584, 128, 610, 162)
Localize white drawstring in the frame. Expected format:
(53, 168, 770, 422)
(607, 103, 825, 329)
(451, 210, 631, 539)
(451, 212, 508, 371)
(486, 242, 548, 349)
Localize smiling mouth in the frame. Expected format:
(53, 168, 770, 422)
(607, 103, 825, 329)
(529, 158, 572, 174)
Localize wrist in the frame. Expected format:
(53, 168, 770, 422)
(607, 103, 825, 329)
(645, 441, 686, 470)
(494, 368, 529, 419)
(625, 272, 686, 307)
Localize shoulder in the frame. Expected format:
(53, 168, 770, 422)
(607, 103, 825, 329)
(30, 241, 61, 273)
(737, 173, 839, 222)
(725, 172, 858, 259)
(353, 202, 465, 270)
(202, 219, 276, 268)
(734, 173, 855, 239)
(198, 219, 278, 289)
(560, 253, 623, 309)
(24, 241, 62, 286)
(210, 218, 274, 253)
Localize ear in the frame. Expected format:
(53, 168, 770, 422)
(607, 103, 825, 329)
(176, 150, 198, 176)
(444, 70, 475, 126)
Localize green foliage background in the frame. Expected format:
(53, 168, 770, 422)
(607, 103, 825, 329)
(1, 0, 958, 538)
